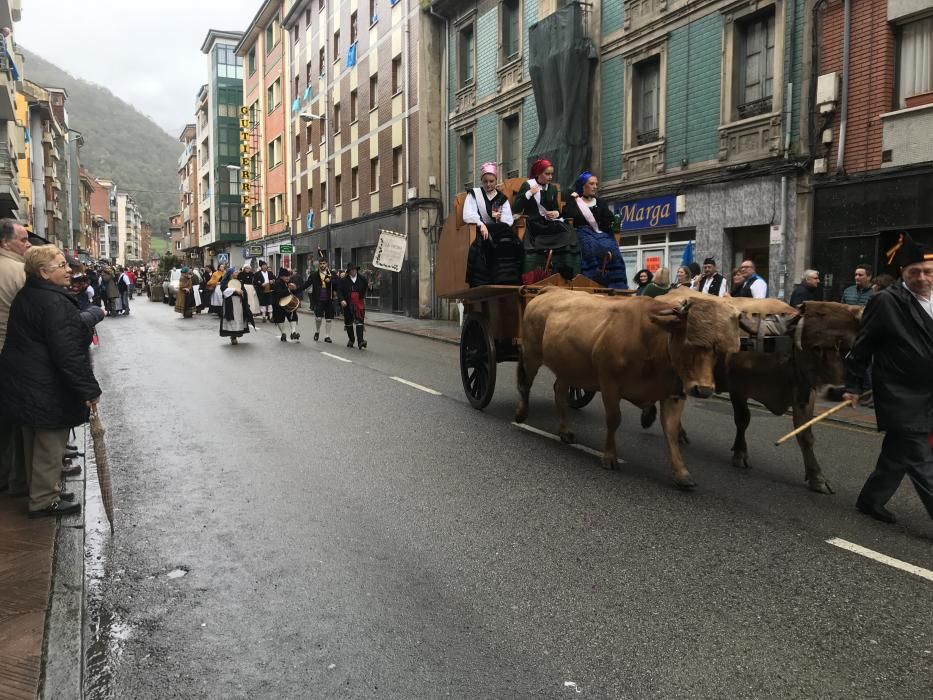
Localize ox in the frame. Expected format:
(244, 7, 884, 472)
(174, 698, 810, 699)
(645, 291, 862, 493)
(515, 289, 742, 488)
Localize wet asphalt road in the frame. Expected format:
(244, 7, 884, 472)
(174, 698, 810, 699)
(83, 299, 932, 699)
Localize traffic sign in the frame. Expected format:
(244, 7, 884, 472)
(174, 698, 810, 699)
(279, 244, 294, 254)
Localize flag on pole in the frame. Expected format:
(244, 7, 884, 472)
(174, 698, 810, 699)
(681, 241, 694, 265)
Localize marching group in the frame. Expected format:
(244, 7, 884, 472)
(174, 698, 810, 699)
(172, 258, 370, 349)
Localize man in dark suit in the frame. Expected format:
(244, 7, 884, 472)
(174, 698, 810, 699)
(300, 257, 337, 342)
(844, 233, 933, 524)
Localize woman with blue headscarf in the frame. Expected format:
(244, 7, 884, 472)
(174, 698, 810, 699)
(562, 171, 628, 289)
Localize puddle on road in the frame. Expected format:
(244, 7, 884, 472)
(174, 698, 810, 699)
(84, 441, 131, 700)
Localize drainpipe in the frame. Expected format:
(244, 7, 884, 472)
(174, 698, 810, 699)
(427, 2, 449, 319)
(404, 0, 412, 315)
(835, 0, 851, 173)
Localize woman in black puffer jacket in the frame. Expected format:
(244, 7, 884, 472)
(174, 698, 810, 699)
(0, 246, 102, 518)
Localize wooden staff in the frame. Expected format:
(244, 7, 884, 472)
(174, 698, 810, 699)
(774, 391, 872, 446)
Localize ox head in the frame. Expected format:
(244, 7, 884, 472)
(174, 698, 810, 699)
(790, 301, 862, 390)
(650, 297, 742, 399)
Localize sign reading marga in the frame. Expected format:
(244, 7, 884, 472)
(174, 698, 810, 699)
(615, 195, 677, 231)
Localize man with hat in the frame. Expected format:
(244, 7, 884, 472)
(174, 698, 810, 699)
(843, 232, 933, 524)
(272, 267, 300, 342)
(255, 261, 274, 322)
(299, 256, 337, 343)
(696, 257, 727, 297)
(339, 261, 369, 349)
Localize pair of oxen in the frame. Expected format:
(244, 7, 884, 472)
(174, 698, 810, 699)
(515, 287, 862, 491)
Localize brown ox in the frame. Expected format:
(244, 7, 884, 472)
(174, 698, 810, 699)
(515, 289, 741, 488)
(648, 290, 862, 493)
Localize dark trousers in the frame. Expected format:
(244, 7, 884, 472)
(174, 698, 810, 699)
(0, 419, 25, 492)
(857, 431, 933, 518)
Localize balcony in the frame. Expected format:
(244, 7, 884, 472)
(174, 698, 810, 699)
(11, 124, 24, 159)
(0, 53, 15, 122)
(42, 128, 53, 145)
(880, 103, 933, 168)
(45, 200, 62, 219)
(0, 147, 19, 212)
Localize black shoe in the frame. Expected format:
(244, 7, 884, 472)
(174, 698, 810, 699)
(290, 332, 297, 340)
(359, 340, 367, 349)
(29, 500, 81, 518)
(64, 450, 84, 458)
(295, 332, 300, 341)
(66, 442, 78, 451)
(61, 462, 82, 477)
(231, 337, 238, 345)
(313, 332, 319, 341)
(323, 337, 332, 343)
(60, 491, 76, 502)
(280, 333, 287, 342)
(856, 501, 896, 524)
(347, 339, 354, 347)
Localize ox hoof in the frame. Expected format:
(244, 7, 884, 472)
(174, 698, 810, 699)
(601, 456, 619, 470)
(678, 428, 690, 445)
(808, 479, 835, 495)
(731, 455, 751, 470)
(559, 431, 576, 445)
(673, 475, 697, 490)
(514, 405, 527, 424)
(640, 406, 658, 430)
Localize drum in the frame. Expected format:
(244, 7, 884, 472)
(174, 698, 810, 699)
(279, 294, 300, 313)
(226, 279, 242, 292)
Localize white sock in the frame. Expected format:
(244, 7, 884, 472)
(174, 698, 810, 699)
(324, 319, 332, 337)
(277, 323, 287, 334)
(315, 317, 322, 332)
(290, 321, 299, 334)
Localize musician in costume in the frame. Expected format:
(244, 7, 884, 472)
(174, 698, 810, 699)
(844, 232, 933, 524)
(511, 158, 580, 282)
(219, 267, 255, 345)
(562, 171, 628, 289)
(254, 261, 274, 322)
(300, 256, 337, 342)
(463, 162, 523, 287)
(339, 261, 368, 349)
(272, 267, 300, 342)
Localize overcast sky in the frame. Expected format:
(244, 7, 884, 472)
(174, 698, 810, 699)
(16, 0, 259, 138)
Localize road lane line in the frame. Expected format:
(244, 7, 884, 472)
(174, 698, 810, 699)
(390, 377, 442, 395)
(321, 352, 352, 363)
(511, 422, 626, 464)
(826, 537, 933, 582)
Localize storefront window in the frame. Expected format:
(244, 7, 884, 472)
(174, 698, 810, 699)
(618, 229, 695, 283)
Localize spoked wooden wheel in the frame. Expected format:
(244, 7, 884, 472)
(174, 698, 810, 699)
(568, 386, 596, 409)
(460, 317, 497, 409)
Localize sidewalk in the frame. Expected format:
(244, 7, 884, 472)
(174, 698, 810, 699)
(307, 307, 878, 431)
(0, 431, 86, 699)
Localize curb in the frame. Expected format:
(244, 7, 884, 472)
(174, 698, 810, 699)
(39, 426, 86, 699)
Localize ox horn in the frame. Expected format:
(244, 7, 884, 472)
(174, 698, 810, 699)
(794, 314, 805, 350)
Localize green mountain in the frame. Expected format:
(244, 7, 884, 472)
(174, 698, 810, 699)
(20, 48, 180, 234)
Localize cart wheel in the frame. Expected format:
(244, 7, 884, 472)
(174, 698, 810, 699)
(460, 317, 497, 410)
(568, 386, 596, 410)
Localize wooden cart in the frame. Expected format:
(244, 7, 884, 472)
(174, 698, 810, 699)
(436, 178, 632, 409)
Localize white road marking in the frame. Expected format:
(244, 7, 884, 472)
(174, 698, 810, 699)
(390, 377, 442, 395)
(511, 422, 626, 464)
(826, 537, 933, 583)
(321, 352, 352, 363)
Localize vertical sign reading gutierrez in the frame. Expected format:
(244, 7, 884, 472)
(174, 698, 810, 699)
(239, 106, 252, 220)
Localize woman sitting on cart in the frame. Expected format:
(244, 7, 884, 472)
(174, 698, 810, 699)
(562, 171, 628, 289)
(464, 162, 524, 287)
(512, 159, 580, 282)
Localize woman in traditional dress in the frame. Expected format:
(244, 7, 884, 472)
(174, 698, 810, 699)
(511, 159, 581, 282)
(239, 264, 262, 318)
(207, 263, 226, 316)
(219, 267, 254, 344)
(174, 266, 197, 318)
(463, 162, 523, 287)
(562, 171, 628, 289)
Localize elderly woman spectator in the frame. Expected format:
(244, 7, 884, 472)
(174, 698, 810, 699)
(0, 245, 102, 518)
(642, 267, 672, 298)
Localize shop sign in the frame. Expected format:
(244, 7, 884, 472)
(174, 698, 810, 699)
(645, 255, 662, 273)
(279, 244, 294, 254)
(373, 229, 407, 271)
(239, 106, 253, 220)
(248, 244, 264, 256)
(615, 195, 677, 231)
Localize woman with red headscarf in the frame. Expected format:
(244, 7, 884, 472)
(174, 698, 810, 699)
(512, 159, 580, 282)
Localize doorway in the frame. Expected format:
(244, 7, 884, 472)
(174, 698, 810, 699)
(729, 225, 770, 285)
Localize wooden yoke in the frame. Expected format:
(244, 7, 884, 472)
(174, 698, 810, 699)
(435, 177, 564, 298)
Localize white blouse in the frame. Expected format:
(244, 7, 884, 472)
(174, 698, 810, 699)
(463, 188, 514, 227)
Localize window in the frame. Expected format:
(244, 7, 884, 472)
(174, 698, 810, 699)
(458, 24, 475, 87)
(350, 12, 358, 44)
(501, 114, 520, 178)
(267, 79, 281, 112)
(320, 180, 327, 209)
(319, 47, 326, 77)
(501, 0, 520, 61)
(293, 25, 299, 45)
(392, 56, 403, 94)
(370, 0, 378, 24)
(214, 44, 243, 79)
(333, 30, 341, 62)
(306, 60, 313, 86)
(267, 136, 282, 168)
(295, 133, 301, 159)
(335, 174, 343, 204)
(265, 17, 280, 53)
(351, 166, 359, 199)
(350, 90, 358, 122)
(250, 154, 259, 180)
(736, 9, 775, 118)
(306, 8, 311, 26)
(392, 146, 403, 184)
(251, 205, 261, 230)
(296, 192, 302, 219)
(369, 74, 378, 110)
(218, 204, 242, 235)
(333, 102, 341, 133)
(370, 157, 380, 192)
(249, 100, 260, 126)
(248, 48, 256, 76)
(898, 16, 933, 108)
(306, 123, 314, 151)
(459, 133, 474, 190)
(268, 194, 283, 224)
(633, 56, 660, 144)
(294, 75, 300, 99)
(319, 0, 325, 10)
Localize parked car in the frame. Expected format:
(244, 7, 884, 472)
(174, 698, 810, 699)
(163, 268, 181, 305)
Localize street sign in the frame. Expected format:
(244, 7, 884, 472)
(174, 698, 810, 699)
(215, 253, 229, 265)
(279, 244, 294, 254)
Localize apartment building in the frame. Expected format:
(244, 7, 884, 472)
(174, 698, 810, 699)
(237, 0, 291, 269)
(116, 192, 142, 266)
(283, 0, 444, 316)
(21, 80, 67, 247)
(13, 91, 29, 227)
(810, 0, 933, 298)
(199, 30, 246, 267)
(177, 123, 201, 264)
(78, 167, 96, 259)
(0, 0, 23, 221)
(92, 177, 117, 262)
(68, 129, 84, 255)
(169, 213, 184, 261)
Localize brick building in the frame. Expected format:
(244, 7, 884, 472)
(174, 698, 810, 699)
(282, 0, 444, 316)
(810, 0, 933, 298)
(177, 123, 201, 265)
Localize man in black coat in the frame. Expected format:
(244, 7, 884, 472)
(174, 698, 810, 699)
(299, 257, 338, 342)
(844, 233, 933, 524)
(339, 262, 369, 349)
(789, 269, 821, 307)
